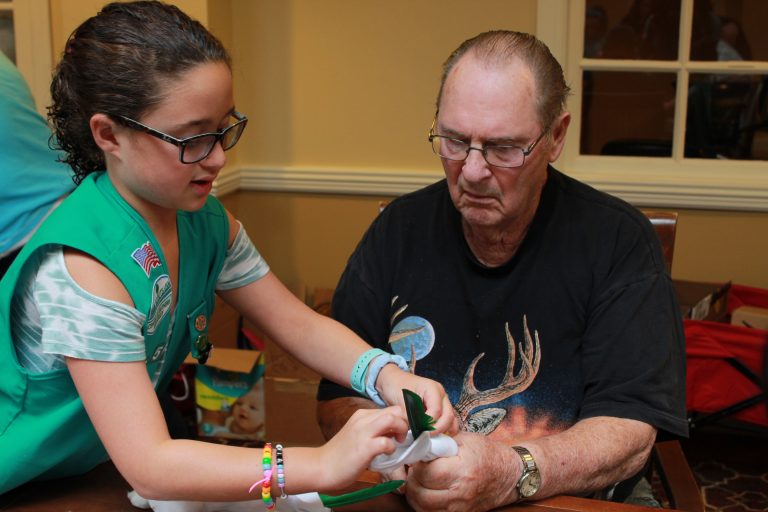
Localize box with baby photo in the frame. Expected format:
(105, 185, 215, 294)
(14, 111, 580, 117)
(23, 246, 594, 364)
(190, 347, 266, 442)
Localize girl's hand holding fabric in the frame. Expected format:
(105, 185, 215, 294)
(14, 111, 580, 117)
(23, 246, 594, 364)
(317, 406, 408, 490)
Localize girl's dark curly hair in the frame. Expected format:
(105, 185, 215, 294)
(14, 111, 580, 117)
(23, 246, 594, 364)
(48, 1, 230, 184)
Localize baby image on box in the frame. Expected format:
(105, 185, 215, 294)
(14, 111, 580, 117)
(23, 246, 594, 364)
(194, 351, 266, 441)
(226, 386, 264, 435)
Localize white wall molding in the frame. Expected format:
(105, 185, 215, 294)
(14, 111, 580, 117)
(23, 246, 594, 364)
(213, 164, 768, 211)
(580, 175, 768, 211)
(217, 165, 444, 197)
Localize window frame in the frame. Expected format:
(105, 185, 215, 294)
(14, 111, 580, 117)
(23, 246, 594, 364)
(537, 0, 768, 211)
(2, 0, 53, 117)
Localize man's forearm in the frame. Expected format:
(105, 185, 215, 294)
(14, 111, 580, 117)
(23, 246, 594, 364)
(524, 416, 656, 499)
(405, 416, 657, 512)
(316, 397, 378, 440)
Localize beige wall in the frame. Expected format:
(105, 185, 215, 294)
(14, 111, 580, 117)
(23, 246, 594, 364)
(230, 190, 768, 292)
(229, 0, 535, 169)
(672, 209, 768, 288)
(47, 1, 767, 293)
(49, 0, 210, 56)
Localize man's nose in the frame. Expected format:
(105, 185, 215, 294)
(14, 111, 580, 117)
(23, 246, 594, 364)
(462, 146, 491, 181)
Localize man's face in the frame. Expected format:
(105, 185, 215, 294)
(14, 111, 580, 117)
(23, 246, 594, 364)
(437, 55, 558, 231)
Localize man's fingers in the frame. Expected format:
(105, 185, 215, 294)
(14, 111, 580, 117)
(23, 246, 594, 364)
(381, 466, 408, 494)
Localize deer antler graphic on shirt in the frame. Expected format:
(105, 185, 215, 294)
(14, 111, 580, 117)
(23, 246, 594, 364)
(454, 315, 541, 435)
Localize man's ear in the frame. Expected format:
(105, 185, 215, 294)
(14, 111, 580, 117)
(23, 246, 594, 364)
(547, 111, 571, 163)
(89, 113, 121, 156)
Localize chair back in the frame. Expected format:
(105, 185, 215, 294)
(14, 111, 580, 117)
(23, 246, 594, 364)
(642, 210, 678, 274)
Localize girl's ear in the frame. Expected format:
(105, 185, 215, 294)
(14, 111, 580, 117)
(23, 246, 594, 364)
(90, 113, 121, 156)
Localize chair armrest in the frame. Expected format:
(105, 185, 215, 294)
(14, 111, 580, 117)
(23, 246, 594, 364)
(652, 440, 705, 512)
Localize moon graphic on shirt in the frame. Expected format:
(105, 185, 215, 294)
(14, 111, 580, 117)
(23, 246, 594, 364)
(389, 316, 435, 361)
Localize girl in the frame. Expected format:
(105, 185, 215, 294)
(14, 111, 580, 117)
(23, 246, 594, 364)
(0, 0, 456, 500)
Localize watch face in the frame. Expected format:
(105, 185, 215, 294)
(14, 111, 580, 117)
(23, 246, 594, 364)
(519, 471, 542, 497)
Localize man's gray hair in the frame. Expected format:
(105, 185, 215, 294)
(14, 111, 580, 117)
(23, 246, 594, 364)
(436, 30, 571, 131)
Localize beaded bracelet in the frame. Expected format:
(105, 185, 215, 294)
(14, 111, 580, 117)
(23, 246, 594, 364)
(248, 443, 275, 510)
(275, 443, 287, 499)
(262, 443, 275, 510)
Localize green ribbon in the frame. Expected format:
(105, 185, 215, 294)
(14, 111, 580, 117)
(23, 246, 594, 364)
(319, 479, 404, 508)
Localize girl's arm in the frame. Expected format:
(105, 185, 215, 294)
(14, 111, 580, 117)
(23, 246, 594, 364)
(68, 356, 407, 500)
(218, 210, 458, 435)
(221, 275, 458, 434)
(64, 247, 408, 501)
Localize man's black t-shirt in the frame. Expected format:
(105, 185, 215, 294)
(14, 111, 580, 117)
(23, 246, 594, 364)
(318, 167, 688, 441)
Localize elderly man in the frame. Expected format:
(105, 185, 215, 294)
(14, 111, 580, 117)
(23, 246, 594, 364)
(317, 30, 687, 511)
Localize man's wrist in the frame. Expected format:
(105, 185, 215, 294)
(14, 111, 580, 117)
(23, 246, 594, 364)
(511, 445, 542, 500)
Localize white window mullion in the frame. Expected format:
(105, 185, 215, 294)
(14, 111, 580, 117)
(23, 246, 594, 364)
(581, 59, 681, 72)
(672, 68, 689, 161)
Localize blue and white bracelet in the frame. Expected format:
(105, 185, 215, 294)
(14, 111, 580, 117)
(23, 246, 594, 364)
(351, 348, 409, 406)
(351, 348, 387, 395)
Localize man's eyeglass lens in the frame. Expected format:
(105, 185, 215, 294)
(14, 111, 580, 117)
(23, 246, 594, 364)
(430, 135, 528, 168)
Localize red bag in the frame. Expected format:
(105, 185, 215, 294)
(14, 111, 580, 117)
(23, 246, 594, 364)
(727, 283, 768, 313)
(684, 284, 768, 428)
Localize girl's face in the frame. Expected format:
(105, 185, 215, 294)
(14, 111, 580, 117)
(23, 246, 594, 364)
(110, 61, 236, 220)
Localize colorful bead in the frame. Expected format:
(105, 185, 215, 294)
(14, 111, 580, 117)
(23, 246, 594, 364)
(276, 443, 287, 498)
(248, 442, 275, 509)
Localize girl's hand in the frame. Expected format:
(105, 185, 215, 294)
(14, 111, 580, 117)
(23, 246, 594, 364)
(318, 406, 409, 489)
(376, 365, 460, 437)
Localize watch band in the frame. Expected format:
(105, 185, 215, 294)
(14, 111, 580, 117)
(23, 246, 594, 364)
(512, 446, 536, 472)
(512, 445, 541, 500)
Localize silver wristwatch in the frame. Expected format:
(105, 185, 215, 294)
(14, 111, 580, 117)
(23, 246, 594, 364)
(512, 446, 542, 499)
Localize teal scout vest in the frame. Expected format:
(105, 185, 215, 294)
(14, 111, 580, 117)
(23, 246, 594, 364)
(0, 172, 229, 493)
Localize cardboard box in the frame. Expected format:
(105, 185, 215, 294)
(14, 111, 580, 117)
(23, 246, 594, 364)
(264, 376, 325, 446)
(673, 280, 731, 321)
(258, 289, 330, 446)
(186, 348, 266, 442)
(196, 285, 331, 447)
(731, 305, 768, 330)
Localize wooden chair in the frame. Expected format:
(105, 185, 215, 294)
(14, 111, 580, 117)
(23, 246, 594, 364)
(651, 440, 705, 512)
(642, 210, 705, 512)
(642, 210, 678, 275)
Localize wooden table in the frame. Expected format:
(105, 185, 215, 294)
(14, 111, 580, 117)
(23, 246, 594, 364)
(0, 463, 666, 512)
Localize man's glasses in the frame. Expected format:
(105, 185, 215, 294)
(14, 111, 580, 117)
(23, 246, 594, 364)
(428, 118, 545, 169)
(113, 111, 248, 164)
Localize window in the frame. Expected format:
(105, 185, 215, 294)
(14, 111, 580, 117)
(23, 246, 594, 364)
(1, 0, 53, 117)
(537, 0, 768, 211)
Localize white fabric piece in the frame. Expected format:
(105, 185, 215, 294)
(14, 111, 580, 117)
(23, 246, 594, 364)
(368, 430, 458, 472)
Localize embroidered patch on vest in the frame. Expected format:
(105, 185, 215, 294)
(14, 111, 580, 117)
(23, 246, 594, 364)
(132, 241, 161, 277)
(147, 274, 172, 335)
(149, 343, 168, 362)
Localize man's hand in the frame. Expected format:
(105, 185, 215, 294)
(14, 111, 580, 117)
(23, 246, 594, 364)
(376, 364, 459, 436)
(380, 465, 408, 494)
(404, 432, 518, 512)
